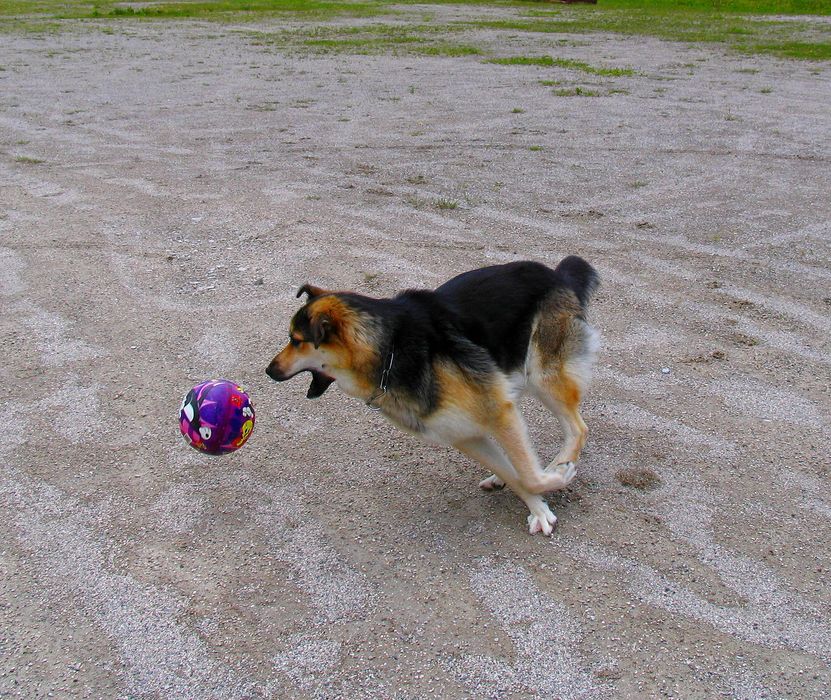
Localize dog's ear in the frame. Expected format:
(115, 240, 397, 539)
(296, 284, 327, 301)
(309, 312, 332, 348)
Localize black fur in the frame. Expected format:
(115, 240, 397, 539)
(381, 291, 494, 414)
(553, 255, 600, 310)
(433, 259, 598, 372)
(315, 258, 599, 413)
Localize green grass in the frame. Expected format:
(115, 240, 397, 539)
(0, 0, 385, 19)
(552, 86, 600, 96)
(591, 0, 828, 13)
(474, 10, 830, 61)
(391, 0, 828, 11)
(434, 197, 458, 210)
(15, 155, 45, 164)
(488, 55, 635, 76)
(249, 22, 480, 57)
(303, 36, 479, 56)
(1, 1, 828, 61)
(748, 40, 831, 59)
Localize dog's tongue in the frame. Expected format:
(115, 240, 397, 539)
(307, 370, 335, 399)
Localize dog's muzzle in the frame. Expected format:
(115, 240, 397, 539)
(265, 360, 289, 381)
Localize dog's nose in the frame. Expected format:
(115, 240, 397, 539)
(265, 361, 283, 381)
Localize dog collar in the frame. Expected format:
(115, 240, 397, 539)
(366, 348, 395, 411)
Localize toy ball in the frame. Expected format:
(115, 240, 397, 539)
(179, 379, 255, 455)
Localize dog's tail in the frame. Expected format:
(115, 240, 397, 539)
(555, 255, 599, 310)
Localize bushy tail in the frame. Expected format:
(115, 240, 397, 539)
(555, 255, 600, 309)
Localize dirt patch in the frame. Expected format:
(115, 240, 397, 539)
(616, 467, 662, 491)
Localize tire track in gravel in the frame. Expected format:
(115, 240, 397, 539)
(0, 252, 263, 698)
(565, 528, 831, 665)
(447, 558, 603, 700)
(0, 247, 26, 297)
(296, 157, 831, 288)
(2, 284, 379, 698)
(570, 399, 831, 665)
(160, 454, 383, 697)
(623, 230, 831, 283)
(17, 301, 106, 367)
(0, 465, 259, 700)
(599, 266, 830, 367)
(634, 254, 831, 334)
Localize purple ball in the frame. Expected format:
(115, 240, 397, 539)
(179, 379, 255, 455)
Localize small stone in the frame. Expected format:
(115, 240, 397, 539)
(661, 367, 670, 374)
(253, 277, 264, 286)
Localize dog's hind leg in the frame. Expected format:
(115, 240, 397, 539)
(533, 371, 588, 470)
(530, 315, 599, 471)
(454, 437, 558, 536)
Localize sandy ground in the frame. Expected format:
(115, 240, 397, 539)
(1, 6, 830, 699)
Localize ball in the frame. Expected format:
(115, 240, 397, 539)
(179, 379, 255, 455)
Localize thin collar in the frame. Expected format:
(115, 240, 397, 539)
(366, 348, 395, 411)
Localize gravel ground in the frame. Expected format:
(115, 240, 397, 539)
(1, 7, 830, 699)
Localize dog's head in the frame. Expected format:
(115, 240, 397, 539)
(265, 285, 354, 398)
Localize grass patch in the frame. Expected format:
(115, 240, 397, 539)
(747, 40, 831, 60)
(434, 197, 458, 210)
(488, 55, 635, 76)
(553, 86, 600, 96)
(590, 1, 829, 13)
(304, 36, 479, 56)
(528, 145, 544, 151)
(250, 22, 480, 57)
(473, 9, 830, 61)
(418, 43, 481, 57)
(101, 1, 383, 21)
(0, 0, 387, 24)
(1, 1, 828, 62)
(15, 155, 45, 164)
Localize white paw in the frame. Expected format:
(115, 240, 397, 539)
(479, 474, 505, 491)
(544, 461, 576, 490)
(527, 505, 558, 536)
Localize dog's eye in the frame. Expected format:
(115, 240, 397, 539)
(290, 337, 301, 347)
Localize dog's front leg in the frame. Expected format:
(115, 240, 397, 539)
(490, 405, 577, 495)
(454, 437, 558, 536)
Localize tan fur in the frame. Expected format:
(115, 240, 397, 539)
(434, 361, 496, 423)
(270, 296, 384, 400)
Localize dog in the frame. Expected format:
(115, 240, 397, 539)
(266, 257, 600, 535)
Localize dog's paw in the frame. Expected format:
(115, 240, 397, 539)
(527, 508, 558, 536)
(544, 461, 576, 490)
(479, 474, 506, 491)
